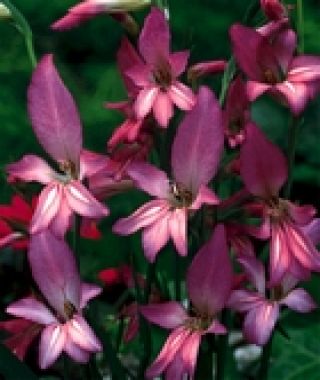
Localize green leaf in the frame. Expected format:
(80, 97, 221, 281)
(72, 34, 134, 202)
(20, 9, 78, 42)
(0, 343, 38, 380)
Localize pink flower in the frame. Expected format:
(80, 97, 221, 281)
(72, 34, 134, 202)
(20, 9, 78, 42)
(6, 231, 102, 369)
(260, 0, 287, 21)
(6, 55, 109, 237)
(124, 7, 196, 127)
(106, 38, 152, 148)
(230, 24, 320, 115)
(51, 0, 150, 30)
(223, 76, 250, 148)
(188, 60, 227, 81)
(113, 87, 223, 261)
(228, 255, 316, 346)
(239, 123, 320, 285)
(141, 225, 233, 379)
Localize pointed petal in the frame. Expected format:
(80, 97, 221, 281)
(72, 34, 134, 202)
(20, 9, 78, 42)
(152, 91, 174, 127)
(246, 81, 271, 102)
(170, 51, 190, 77)
(302, 218, 320, 246)
(275, 81, 310, 116)
(125, 63, 151, 87)
(190, 185, 219, 210)
(6, 297, 56, 325)
(65, 181, 109, 218)
(67, 315, 102, 352)
(172, 86, 223, 192)
(237, 255, 265, 294)
(39, 324, 66, 369)
(240, 122, 287, 197)
(28, 231, 81, 317)
(168, 81, 196, 111)
(127, 161, 170, 198)
(30, 183, 63, 234)
(230, 24, 270, 81)
(140, 302, 188, 329)
(169, 208, 187, 256)
(49, 197, 73, 237)
(187, 225, 233, 315)
(288, 55, 320, 83)
(280, 288, 317, 313)
(269, 223, 290, 286)
(180, 332, 202, 378)
(227, 290, 265, 312)
(243, 302, 279, 346)
(113, 199, 170, 236)
(6, 155, 54, 185)
(64, 339, 90, 364)
(273, 29, 296, 73)
(287, 202, 316, 226)
(142, 212, 170, 262)
(134, 86, 159, 119)
(206, 320, 227, 335)
(145, 327, 190, 379)
(139, 7, 170, 63)
(80, 283, 102, 309)
(28, 55, 82, 165)
(79, 149, 109, 179)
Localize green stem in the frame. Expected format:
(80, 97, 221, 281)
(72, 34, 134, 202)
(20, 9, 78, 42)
(296, 0, 304, 54)
(284, 116, 301, 198)
(1, 0, 37, 68)
(174, 253, 181, 301)
(257, 334, 274, 380)
(215, 311, 230, 380)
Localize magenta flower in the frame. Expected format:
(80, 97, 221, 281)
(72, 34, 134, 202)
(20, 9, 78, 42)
(141, 225, 233, 379)
(124, 7, 196, 127)
(240, 123, 320, 285)
(228, 255, 316, 346)
(113, 87, 223, 261)
(230, 24, 320, 115)
(188, 60, 227, 81)
(52, 0, 150, 30)
(6, 55, 109, 236)
(6, 231, 102, 369)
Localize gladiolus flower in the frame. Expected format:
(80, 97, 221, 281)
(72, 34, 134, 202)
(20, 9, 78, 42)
(141, 225, 233, 379)
(228, 255, 316, 345)
(6, 55, 109, 237)
(230, 24, 320, 115)
(113, 87, 223, 261)
(6, 231, 102, 369)
(51, 0, 151, 30)
(239, 123, 320, 285)
(124, 7, 196, 127)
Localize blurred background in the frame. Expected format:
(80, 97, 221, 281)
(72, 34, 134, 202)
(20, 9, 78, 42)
(1, 1, 320, 379)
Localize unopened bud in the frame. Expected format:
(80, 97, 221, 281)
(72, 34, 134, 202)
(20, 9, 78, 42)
(98, 0, 151, 12)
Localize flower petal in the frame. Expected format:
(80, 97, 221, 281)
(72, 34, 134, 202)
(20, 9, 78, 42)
(30, 183, 63, 234)
(139, 7, 170, 64)
(240, 122, 287, 197)
(67, 314, 102, 352)
(134, 86, 159, 119)
(65, 181, 109, 218)
(64, 339, 90, 364)
(280, 288, 317, 313)
(140, 302, 188, 329)
(80, 283, 102, 309)
(113, 199, 170, 235)
(6, 155, 54, 185)
(275, 81, 310, 116)
(187, 224, 233, 315)
(169, 208, 187, 256)
(168, 81, 196, 111)
(243, 302, 279, 346)
(152, 91, 174, 128)
(170, 51, 190, 77)
(127, 161, 170, 198)
(28, 230, 81, 317)
(172, 86, 223, 192)
(6, 297, 56, 325)
(28, 55, 82, 165)
(39, 324, 66, 369)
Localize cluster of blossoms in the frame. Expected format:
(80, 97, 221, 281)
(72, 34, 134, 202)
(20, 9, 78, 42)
(1, 0, 320, 379)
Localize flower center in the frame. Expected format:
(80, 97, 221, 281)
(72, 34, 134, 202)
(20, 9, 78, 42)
(263, 68, 279, 84)
(169, 182, 193, 208)
(152, 59, 173, 89)
(265, 197, 288, 222)
(63, 300, 77, 320)
(184, 314, 213, 332)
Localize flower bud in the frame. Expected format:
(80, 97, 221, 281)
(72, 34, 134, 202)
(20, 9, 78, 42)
(95, 0, 151, 12)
